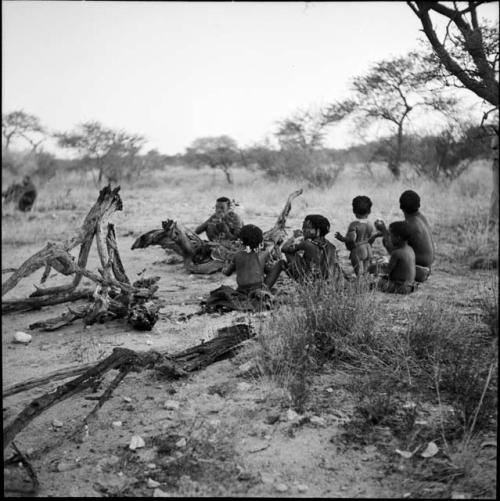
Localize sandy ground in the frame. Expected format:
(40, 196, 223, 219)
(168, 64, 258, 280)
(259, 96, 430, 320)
(2, 194, 496, 498)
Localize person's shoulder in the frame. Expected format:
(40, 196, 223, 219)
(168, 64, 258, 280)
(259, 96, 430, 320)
(401, 244, 416, 257)
(325, 238, 337, 250)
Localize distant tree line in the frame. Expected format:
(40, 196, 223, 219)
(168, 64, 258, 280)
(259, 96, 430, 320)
(2, 3, 497, 190)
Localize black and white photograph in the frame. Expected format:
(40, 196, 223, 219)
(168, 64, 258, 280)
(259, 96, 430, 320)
(2, 1, 498, 497)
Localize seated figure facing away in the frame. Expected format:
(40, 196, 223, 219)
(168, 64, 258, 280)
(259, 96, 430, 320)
(222, 224, 285, 295)
(2, 175, 37, 212)
(282, 214, 341, 282)
(195, 196, 243, 242)
(335, 195, 375, 276)
(377, 221, 417, 294)
(372, 190, 434, 283)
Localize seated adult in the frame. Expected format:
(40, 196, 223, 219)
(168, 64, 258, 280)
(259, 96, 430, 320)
(195, 196, 243, 242)
(372, 190, 434, 283)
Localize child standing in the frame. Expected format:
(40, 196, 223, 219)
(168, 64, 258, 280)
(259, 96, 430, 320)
(335, 196, 375, 276)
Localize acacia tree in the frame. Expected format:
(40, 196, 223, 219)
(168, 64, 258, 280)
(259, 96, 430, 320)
(408, 1, 498, 106)
(272, 108, 346, 186)
(407, 1, 499, 231)
(184, 135, 239, 184)
(327, 53, 456, 179)
(55, 122, 145, 186)
(2, 110, 46, 152)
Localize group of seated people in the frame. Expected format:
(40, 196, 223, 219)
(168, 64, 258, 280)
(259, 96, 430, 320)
(196, 191, 435, 305)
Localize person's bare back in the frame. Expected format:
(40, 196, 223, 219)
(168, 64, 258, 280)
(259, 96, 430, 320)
(227, 250, 269, 290)
(388, 244, 416, 283)
(222, 224, 284, 293)
(403, 213, 434, 268)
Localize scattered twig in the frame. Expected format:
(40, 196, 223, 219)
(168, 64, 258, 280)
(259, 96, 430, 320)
(10, 441, 40, 494)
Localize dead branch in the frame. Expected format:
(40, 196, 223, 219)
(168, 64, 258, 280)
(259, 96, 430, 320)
(2, 288, 94, 314)
(7, 441, 40, 495)
(2, 185, 123, 298)
(107, 223, 130, 284)
(3, 347, 160, 450)
(3, 361, 98, 398)
(3, 323, 253, 450)
(82, 369, 130, 426)
(28, 305, 89, 331)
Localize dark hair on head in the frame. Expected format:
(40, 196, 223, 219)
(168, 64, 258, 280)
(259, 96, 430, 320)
(352, 195, 372, 216)
(216, 196, 231, 205)
(304, 214, 331, 236)
(389, 221, 411, 242)
(399, 190, 420, 214)
(239, 224, 263, 250)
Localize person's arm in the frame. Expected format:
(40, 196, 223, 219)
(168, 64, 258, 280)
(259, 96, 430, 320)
(195, 218, 210, 235)
(222, 255, 236, 276)
(282, 238, 306, 255)
(386, 251, 398, 279)
(368, 231, 383, 245)
(374, 220, 394, 253)
(334, 231, 346, 243)
(341, 222, 358, 251)
(226, 213, 243, 239)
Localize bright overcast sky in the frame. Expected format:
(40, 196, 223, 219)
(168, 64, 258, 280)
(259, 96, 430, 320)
(2, 1, 499, 155)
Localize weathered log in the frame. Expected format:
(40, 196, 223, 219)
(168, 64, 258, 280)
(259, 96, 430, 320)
(3, 361, 98, 398)
(2, 288, 94, 314)
(29, 306, 89, 331)
(3, 347, 160, 450)
(4, 323, 252, 398)
(263, 188, 303, 243)
(106, 223, 130, 284)
(3, 324, 252, 450)
(2, 185, 122, 298)
(28, 295, 130, 331)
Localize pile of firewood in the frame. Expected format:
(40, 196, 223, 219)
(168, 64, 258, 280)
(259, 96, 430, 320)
(2, 185, 161, 331)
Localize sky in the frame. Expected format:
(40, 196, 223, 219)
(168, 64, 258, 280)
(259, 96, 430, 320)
(2, 1, 499, 155)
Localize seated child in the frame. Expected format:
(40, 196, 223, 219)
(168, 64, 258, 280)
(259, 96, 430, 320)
(195, 196, 243, 242)
(282, 214, 341, 282)
(222, 224, 284, 294)
(335, 195, 375, 276)
(377, 221, 417, 294)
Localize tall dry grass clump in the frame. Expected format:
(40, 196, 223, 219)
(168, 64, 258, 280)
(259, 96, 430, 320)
(254, 277, 380, 411)
(404, 299, 497, 434)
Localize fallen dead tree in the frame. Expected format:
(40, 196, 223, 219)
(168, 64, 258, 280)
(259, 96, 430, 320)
(132, 188, 303, 274)
(2, 186, 161, 331)
(3, 323, 253, 451)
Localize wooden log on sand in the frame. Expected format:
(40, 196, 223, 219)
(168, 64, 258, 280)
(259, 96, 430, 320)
(3, 323, 253, 451)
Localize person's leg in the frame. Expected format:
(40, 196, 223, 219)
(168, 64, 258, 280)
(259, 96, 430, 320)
(415, 265, 430, 283)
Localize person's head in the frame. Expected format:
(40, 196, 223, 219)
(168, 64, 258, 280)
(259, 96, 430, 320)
(389, 221, 411, 247)
(215, 196, 231, 218)
(239, 224, 263, 250)
(399, 190, 420, 214)
(303, 214, 331, 238)
(22, 175, 31, 186)
(352, 195, 372, 218)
